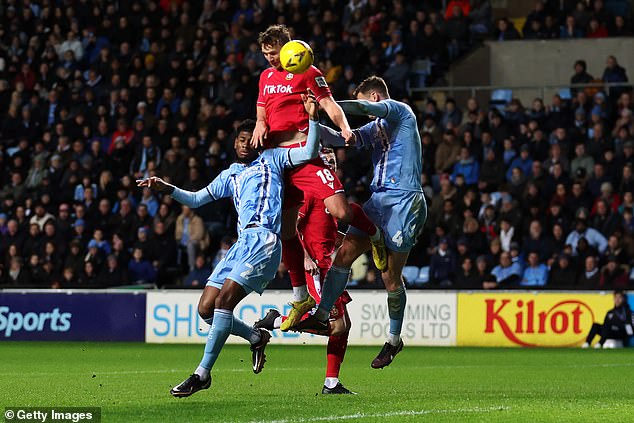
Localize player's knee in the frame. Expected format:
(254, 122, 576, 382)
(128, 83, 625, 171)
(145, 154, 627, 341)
(198, 299, 214, 320)
(383, 272, 404, 291)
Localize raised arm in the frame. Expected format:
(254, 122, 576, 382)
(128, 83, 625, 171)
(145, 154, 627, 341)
(337, 100, 389, 119)
(287, 91, 321, 166)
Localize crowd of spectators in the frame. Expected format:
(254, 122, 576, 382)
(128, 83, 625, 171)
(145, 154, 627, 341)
(420, 53, 633, 290)
(0, 0, 633, 290)
(496, 0, 634, 41)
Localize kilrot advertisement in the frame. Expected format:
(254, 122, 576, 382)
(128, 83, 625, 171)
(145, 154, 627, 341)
(457, 292, 614, 347)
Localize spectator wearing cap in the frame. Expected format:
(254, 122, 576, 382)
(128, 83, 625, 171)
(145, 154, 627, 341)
(491, 251, 523, 287)
(577, 255, 601, 288)
(566, 208, 608, 256)
(599, 255, 629, 289)
(451, 147, 480, 186)
(521, 251, 549, 287)
(548, 254, 577, 288)
(429, 237, 456, 287)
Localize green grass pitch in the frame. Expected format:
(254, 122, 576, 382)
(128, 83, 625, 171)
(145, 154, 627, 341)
(1, 342, 633, 422)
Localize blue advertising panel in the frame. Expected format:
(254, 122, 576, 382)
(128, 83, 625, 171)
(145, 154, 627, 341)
(0, 292, 146, 341)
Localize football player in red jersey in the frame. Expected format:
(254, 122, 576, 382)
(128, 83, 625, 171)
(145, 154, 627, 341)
(255, 149, 355, 394)
(251, 25, 386, 331)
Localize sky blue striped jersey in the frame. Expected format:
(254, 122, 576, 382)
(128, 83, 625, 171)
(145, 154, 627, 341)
(352, 99, 422, 193)
(197, 149, 290, 236)
(170, 120, 321, 237)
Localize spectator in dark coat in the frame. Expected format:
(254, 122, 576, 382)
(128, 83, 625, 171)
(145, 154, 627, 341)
(98, 255, 129, 286)
(576, 255, 601, 289)
(429, 238, 456, 287)
(602, 55, 629, 98)
(128, 248, 157, 284)
(548, 254, 577, 288)
(183, 255, 211, 287)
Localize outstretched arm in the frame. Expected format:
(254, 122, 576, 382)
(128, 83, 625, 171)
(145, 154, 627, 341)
(337, 100, 389, 118)
(319, 96, 353, 143)
(137, 176, 222, 209)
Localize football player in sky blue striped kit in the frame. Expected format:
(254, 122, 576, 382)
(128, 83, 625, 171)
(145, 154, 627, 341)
(137, 92, 322, 397)
(297, 76, 427, 369)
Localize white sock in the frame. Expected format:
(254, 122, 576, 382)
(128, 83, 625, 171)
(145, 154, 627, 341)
(325, 377, 339, 389)
(388, 334, 401, 346)
(369, 225, 381, 242)
(292, 285, 308, 302)
(194, 366, 210, 381)
(273, 316, 283, 329)
(249, 328, 262, 345)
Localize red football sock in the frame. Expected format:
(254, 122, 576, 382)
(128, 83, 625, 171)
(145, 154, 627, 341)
(282, 235, 306, 288)
(326, 331, 349, 378)
(349, 203, 377, 236)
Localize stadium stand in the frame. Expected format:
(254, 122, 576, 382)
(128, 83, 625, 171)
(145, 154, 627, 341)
(0, 0, 633, 290)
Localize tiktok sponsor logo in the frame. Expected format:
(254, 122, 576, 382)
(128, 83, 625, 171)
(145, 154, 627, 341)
(263, 84, 293, 95)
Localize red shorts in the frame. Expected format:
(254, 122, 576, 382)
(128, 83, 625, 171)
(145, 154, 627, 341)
(306, 267, 351, 321)
(283, 157, 345, 209)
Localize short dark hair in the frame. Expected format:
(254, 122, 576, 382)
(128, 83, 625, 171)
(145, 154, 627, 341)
(353, 76, 390, 99)
(236, 119, 256, 137)
(258, 25, 291, 47)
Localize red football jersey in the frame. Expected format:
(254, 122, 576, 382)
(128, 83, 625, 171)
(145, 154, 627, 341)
(297, 194, 337, 268)
(256, 65, 331, 135)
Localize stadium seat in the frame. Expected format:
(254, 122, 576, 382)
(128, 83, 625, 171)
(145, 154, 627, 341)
(414, 266, 430, 287)
(558, 88, 572, 100)
(490, 89, 512, 115)
(402, 266, 420, 285)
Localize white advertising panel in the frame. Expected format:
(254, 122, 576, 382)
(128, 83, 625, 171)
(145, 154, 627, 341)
(145, 290, 457, 346)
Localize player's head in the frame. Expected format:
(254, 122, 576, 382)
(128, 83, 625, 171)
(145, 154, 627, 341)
(353, 76, 390, 102)
(234, 119, 259, 163)
(320, 147, 337, 172)
(258, 25, 291, 70)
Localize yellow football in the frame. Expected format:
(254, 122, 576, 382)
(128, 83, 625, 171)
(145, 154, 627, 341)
(280, 40, 314, 74)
